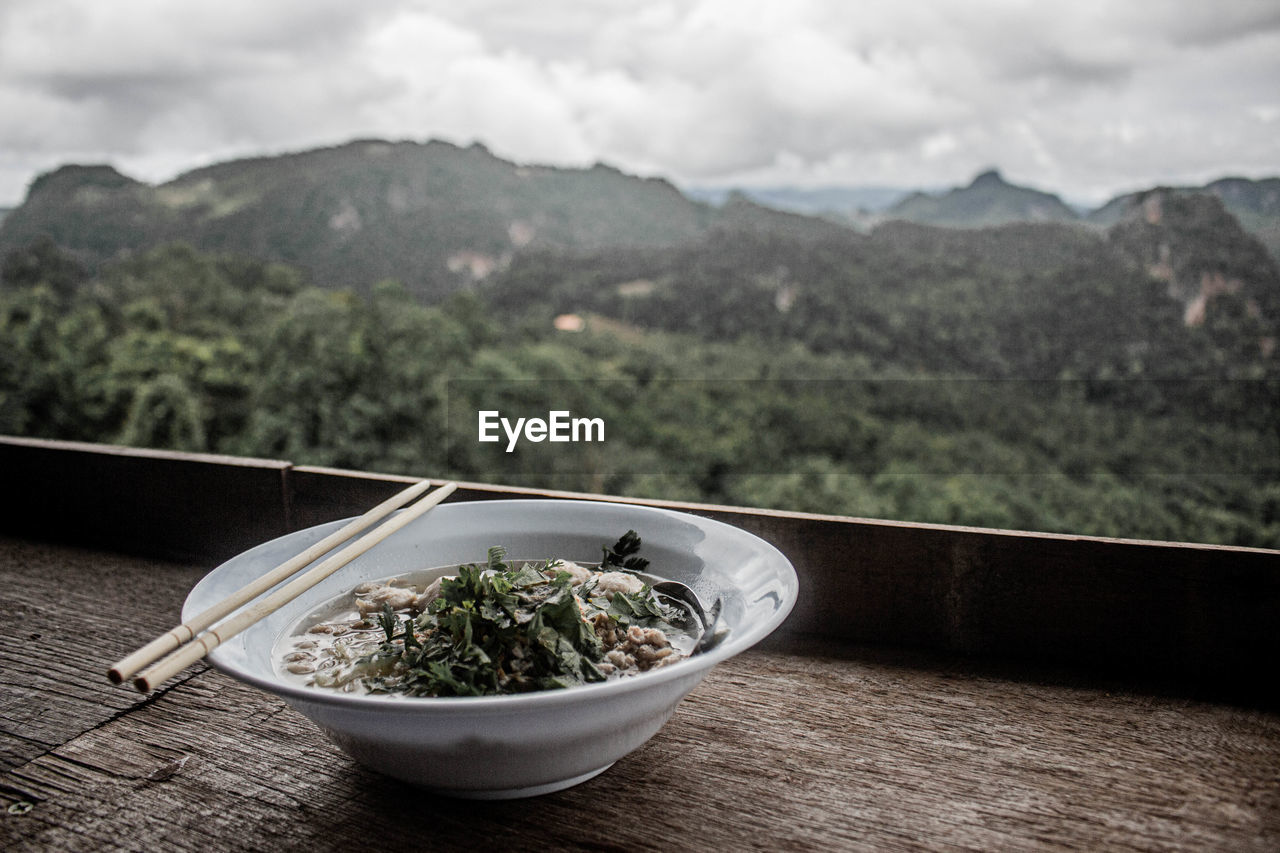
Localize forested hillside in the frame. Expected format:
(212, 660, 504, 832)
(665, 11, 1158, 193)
(3, 219, 1276, 547)
(1091, 177, 1280, 261)
(487, 199, 1279, 387)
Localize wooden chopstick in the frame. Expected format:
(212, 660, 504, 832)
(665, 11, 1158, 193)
(131, 480, 457, 693)
(107, 478, 438, 685)
(113, 480, 456, 691)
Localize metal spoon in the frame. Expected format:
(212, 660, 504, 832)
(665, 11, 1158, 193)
(652, 581, 725, 654)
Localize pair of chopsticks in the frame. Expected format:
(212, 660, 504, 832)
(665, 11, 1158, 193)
(109, 479, 458, 693)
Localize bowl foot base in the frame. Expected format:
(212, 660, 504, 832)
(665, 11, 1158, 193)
(433, 762, 616, 800)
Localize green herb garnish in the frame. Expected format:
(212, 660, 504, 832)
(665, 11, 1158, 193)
(600, 529, 650, 573)
(299, 531, 697, 698)
(365, 553, 607, 696)
(608, 588, 682, 630)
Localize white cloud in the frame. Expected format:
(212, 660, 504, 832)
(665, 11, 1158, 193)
(0, 0, 1277, 206)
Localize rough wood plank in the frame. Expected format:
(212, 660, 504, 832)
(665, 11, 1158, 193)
(0, 536, 208, 771)
(1, 639, 1276, 851)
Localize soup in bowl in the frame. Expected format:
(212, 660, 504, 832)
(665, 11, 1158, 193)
(183, 499, 798, 799)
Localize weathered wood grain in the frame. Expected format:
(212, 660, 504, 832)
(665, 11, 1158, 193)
(0, 535, 209, 771)
(0, 533, 1276, 850)
(1, 637, 1276, 852)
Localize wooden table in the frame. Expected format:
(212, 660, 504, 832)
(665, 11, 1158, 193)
(2, 437, 1279, 850)
(3, 532, 1277, 851)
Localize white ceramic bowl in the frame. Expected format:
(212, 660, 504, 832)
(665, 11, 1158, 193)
(183, 499, 799, 799)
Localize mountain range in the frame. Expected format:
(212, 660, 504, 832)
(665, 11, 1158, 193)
(1, 138, 1277, 299)
(682, 184, 918, 217)
(0, 140, 844, 299)
(692, 171, 1280, 252)
(878, 169, 1080, 227)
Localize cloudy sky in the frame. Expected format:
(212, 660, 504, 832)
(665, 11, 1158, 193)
(1, 0, 1278, 207)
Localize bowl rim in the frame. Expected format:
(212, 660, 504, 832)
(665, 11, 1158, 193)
(188, 498, 799, 713)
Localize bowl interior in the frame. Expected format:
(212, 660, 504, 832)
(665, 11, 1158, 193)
(183, 499, 798, 704)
